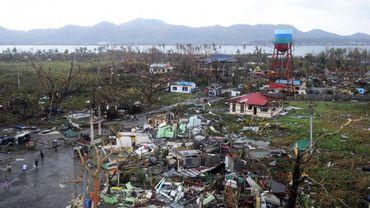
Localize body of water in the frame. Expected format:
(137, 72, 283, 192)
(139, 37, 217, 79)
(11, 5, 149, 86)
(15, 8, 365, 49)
(1, 45, 370, 57)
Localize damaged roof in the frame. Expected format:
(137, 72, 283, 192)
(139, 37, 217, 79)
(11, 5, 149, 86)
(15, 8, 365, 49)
(267, 82, 288, 89)
(172, 80, 196, 86)
(228, 92, 268, 106)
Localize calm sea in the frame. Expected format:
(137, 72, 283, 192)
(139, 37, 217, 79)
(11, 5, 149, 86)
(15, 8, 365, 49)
(1, 45, 370, 57)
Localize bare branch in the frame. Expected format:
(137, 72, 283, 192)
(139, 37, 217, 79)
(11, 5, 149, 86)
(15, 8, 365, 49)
(337, 198, 351, 208)
(76, 148, 93, 176)
(305, 176, 329, 197)
(302, 117, 363, 163)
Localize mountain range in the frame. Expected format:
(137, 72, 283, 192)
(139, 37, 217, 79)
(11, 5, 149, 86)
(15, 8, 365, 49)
(0, 18, 370, 45)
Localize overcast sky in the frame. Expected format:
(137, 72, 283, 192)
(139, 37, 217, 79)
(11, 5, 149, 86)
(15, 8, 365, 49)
(2, 0, 370, 35)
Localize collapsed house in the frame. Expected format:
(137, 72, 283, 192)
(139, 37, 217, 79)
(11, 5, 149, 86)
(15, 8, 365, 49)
(73, 106, 292, 208)
(103, 131, 151, 149)
(262, 79, 307, 95)
(275, 79, 307, 94)
(204, 83, 223, 97)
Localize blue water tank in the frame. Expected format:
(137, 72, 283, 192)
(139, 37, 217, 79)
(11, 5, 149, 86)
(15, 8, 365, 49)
(274, 29, 293, 44)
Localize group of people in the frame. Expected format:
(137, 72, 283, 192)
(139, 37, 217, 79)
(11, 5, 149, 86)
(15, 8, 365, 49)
(3, 149, 45, 190)
(129, 115, 138, 121)
(20, 151, 43, 172)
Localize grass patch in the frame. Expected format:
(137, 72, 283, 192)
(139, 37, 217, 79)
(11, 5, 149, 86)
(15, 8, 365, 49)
(156, 92, 202, 106)
(214, 100, 369, 206)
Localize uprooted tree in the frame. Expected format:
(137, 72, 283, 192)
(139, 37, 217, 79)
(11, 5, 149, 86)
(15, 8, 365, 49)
(29, 60, 87, 118)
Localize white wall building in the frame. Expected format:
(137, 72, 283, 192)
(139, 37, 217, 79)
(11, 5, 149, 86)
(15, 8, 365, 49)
(227, 92, 283, 118)
(103, 132, 151, 150)
(170, 81, 197, 94)
(149, 63, 174, 74)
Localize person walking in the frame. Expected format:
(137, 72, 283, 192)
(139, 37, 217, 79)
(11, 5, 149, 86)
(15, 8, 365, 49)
(22, 164, 27, 171)
(40, 150, 44, 159)
(34, 160, 39, 168)
(4, 177, 10, 190)
(6, 163, 11, 172)
(52, 140, 58, 152)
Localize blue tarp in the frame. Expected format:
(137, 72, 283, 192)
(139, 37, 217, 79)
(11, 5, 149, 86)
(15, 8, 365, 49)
(275, 79, 301, 86)
(356, 88, 365, 95)
(293, 139, 310, 151)
(16, 124, 25, 129)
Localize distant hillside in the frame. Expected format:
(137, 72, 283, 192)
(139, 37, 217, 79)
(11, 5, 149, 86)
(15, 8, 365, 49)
(0, 18, 369, 45)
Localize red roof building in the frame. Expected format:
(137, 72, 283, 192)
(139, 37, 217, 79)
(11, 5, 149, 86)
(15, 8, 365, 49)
(227, 92, 283, 118)
(228, 92, 268, 106)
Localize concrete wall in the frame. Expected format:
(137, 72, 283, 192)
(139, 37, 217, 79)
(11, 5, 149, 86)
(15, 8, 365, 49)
(170, 84, 196, 93)
(229, 103, 283, 118)
(150, 67, 173, 74)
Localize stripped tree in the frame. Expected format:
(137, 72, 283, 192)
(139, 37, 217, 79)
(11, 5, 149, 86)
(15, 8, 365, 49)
(76, 144, 114, 208)
(29, 60, 87, 118)
(129, 62, 177, 108)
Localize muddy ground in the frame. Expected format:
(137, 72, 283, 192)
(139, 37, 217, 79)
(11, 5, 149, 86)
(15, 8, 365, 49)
(0, 133, 82, 208)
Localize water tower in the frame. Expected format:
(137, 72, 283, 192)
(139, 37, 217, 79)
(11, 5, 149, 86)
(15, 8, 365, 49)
(268, 29, 294, 93)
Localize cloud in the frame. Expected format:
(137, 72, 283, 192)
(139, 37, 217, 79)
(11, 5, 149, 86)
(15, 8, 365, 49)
(0, 0, 369, 35)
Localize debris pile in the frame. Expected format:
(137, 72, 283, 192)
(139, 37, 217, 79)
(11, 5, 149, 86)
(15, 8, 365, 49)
(68, 109, 299, 208)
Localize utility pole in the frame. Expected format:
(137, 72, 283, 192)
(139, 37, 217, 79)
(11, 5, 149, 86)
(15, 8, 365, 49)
(90, 108, 94, 141)
(17, 68, 21, 89)
(98, 105, 102, 135)
(309, 104, 314, 149)
(109, 66, 113, 85)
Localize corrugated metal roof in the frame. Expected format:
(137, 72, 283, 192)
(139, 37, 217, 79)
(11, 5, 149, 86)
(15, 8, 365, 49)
(205, 54, 237, 64)
(150, 63, 173, 68)
(173, 80, 196, 86)
(229, 92, 268, 106)
(178, 168, 203, 178)
(275, 79, 301, 86)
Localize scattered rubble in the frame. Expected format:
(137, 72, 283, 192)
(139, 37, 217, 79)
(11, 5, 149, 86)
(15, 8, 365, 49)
(59, 108, 298, 208)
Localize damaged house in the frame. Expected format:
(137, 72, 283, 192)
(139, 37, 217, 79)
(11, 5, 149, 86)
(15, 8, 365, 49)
(205, 83, 223, 97)
(227, 92, 283, 118)
(170, 149, 202, 169)
(149, 63, 174, 74)
(170, 81, 197, 94)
